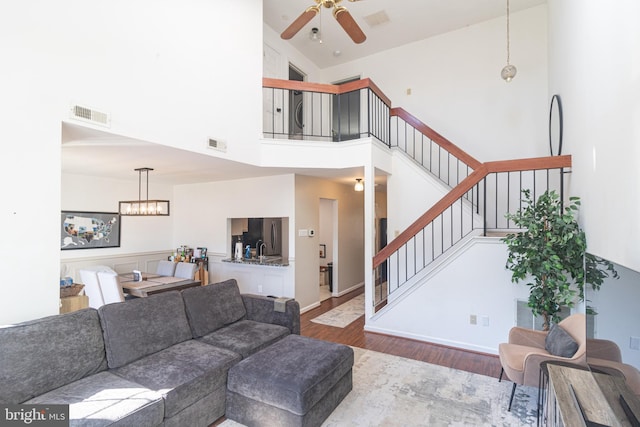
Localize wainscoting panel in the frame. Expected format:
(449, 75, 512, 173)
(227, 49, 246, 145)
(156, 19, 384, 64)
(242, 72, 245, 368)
(61, 250, 173, 283)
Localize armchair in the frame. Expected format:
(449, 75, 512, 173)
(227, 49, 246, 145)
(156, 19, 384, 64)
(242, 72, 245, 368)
(588, 338, 640, 397)
(498, 313, 587, 411)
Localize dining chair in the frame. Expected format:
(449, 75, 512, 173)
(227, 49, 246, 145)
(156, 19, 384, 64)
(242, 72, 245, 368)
(78, 265, 117, 309)
(97, 271, 126, 305)
(156, 260, 177, 276)
(174, 262, 197, 280)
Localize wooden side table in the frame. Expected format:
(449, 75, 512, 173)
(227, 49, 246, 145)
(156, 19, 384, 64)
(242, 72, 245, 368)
(60, 295, 89, 314)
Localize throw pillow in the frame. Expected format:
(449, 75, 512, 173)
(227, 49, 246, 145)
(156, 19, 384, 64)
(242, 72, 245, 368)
(545, 323, 579, 358)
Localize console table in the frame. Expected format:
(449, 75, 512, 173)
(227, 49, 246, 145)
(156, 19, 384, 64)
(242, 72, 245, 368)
(543, 362, 640, 426)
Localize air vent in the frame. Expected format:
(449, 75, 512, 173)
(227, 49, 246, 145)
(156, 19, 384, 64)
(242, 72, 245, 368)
(207, 138, 227, 152)
(70, 104, 110, 127)
(363, 10, 390, 27)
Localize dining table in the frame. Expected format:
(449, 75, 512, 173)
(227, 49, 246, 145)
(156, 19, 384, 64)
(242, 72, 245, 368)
(119, 272, 201, 298)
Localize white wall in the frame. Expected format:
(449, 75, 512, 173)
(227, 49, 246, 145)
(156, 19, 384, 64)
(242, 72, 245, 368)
(588, 262, 640, 370)
(320, 5, 549, 163)
(386, 150, 452, 239)
(548, 0, 640, 272)
(172, 174, 296, 258)
(263, 25, 323, 81)
(319, 199, 334, 268)
(366, 238, 530, 354)
(0, 0, 264, 325)
(61, 173, 174, 257)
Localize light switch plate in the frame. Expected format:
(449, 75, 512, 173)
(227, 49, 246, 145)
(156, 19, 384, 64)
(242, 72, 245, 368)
(630, 336, 640, 351)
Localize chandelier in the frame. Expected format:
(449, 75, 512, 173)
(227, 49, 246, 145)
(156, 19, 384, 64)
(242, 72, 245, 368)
(119, 167, 170, 216)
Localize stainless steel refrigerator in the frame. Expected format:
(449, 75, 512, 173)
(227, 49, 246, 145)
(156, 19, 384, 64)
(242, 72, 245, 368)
(262, 218, 282, 256)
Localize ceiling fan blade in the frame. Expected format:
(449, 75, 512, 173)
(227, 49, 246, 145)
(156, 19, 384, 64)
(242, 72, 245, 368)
(281, 7, 319, 40)
(333, 6, 366, 44)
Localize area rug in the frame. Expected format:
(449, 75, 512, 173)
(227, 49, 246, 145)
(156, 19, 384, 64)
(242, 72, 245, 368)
(219, 347, 538, 426)
(310, 293, 365, 328)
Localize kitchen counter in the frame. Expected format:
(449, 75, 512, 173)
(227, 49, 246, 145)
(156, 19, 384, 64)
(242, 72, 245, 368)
(222, 257, 289, 267)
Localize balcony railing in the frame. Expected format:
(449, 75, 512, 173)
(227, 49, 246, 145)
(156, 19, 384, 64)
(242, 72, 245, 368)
(262, 78, 482, 193)
(262, 78, 391, 143)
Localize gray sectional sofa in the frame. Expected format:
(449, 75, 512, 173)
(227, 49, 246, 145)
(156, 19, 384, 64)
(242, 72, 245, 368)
(0, 279, 301, 426)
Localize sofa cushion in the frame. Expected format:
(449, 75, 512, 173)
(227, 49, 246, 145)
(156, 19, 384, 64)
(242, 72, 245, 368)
(99, 291, 193, 369)
(26, 371, 164, 427)
(0, 308, 107, 404)
(199, 320, 290, 358)
(182, 279, 247, 337)
(545, 323, 579, 358)
(111, 339, 240, 418)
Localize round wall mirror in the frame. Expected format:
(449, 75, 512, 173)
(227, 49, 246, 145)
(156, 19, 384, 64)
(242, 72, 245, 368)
(549, 94, 563, 156)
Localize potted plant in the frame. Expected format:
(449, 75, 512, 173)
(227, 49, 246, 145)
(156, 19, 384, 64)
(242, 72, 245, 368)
(502, 189, 617, 330)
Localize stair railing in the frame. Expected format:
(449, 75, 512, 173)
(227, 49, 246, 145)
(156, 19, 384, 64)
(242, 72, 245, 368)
(372, 155, 572, 310)
(390, 108, 482, 189)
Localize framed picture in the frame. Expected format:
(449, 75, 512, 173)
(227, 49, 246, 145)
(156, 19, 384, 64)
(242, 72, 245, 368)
(61, 211, 121, 250)
(319, 244, 326, 258)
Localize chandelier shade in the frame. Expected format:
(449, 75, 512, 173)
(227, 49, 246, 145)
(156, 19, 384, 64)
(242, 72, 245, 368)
(119, 167, 170, 216)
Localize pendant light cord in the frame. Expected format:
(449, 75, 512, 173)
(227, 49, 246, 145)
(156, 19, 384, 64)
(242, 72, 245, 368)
(506, 0, 511, 65)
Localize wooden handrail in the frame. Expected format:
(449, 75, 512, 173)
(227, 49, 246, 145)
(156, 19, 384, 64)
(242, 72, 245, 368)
(262, 77, 392, 108)
(391, 107, 482, 170)
(372, 155, 572, 269)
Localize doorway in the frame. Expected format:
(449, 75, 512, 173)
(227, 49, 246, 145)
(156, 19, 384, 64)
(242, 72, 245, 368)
(288, 64, 305, 138)
(332, 76, 361, 141)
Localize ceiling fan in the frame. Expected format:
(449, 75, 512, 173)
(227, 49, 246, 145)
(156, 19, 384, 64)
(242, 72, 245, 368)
(281, 0, 366, 44)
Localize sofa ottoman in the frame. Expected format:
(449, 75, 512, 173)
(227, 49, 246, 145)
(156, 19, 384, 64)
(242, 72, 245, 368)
(226, 335, 354, 427)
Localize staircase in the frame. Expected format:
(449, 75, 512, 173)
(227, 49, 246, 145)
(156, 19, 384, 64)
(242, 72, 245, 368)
(262, 77, 572, 318)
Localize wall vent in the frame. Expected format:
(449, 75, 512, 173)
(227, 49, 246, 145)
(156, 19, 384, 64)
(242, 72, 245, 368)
(516, 299, 571, 330)
(207, 138, 227, 152)
(70, 104, 110, 127)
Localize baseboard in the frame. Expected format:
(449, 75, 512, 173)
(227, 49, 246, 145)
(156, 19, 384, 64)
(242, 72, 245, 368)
(334, 282, 364, 298)
(300, 301, 321, 314)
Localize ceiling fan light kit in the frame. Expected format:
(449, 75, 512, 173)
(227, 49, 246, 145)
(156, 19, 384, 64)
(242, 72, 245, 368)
(309, 27, 321, 42)
(281, 0, 366, 44)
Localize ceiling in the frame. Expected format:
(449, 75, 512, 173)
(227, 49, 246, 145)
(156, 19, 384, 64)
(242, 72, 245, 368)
(62, 123, 364, 186)
(62, 0, 546, 186)
(264, 0, 546, 69)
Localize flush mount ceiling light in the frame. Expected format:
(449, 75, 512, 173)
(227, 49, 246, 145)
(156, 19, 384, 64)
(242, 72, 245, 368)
(501, 0, 517, 82)
(354, 178, 364, 192)
(119, 167, 170, 216)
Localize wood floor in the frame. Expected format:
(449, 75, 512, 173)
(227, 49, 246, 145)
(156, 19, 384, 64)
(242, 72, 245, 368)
(302, 287, 503, 379)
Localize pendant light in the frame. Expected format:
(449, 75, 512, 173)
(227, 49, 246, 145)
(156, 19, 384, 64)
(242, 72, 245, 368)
(501, 0, 517, 82)
(354, 179, 364, 192)
(119, 167, 170, 216)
